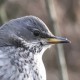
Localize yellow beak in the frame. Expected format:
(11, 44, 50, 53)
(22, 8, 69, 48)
(47, 36, 71, 44)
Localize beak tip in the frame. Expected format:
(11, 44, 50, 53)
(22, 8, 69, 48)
(65, 38, 71, 43)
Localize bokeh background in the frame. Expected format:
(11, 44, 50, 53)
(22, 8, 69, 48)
(0, 0, 80, 80)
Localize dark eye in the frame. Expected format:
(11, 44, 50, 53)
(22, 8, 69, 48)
(33, 30, 40, 36)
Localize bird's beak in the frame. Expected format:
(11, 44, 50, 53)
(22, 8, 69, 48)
(47, 36, 71, 44)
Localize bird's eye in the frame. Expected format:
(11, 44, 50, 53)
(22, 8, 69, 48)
(33, 30, 40, 36)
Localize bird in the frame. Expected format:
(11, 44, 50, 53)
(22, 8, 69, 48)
(0, 16, 70, 80)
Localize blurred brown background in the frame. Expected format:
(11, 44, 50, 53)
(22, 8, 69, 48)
(0, 0, 80, 80)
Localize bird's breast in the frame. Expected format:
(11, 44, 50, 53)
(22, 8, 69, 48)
(14, 48, 46, 80)
(0, 44, 47, 80)
(12, 54, 46, 80)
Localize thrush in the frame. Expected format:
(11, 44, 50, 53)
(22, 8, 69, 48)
(0, 16, 70, 80)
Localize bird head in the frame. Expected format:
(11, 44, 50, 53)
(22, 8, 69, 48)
(14, 16, 70, 46)
(0, 16, 70, 51)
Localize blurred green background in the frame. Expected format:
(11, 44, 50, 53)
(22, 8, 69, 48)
(0, 0, 80, 80)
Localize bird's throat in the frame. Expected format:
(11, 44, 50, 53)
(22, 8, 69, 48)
(12, 43, 47, 80)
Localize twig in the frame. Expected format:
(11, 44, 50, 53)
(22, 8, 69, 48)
(0, 4, 8, 23)
(45, 0, 69, 80)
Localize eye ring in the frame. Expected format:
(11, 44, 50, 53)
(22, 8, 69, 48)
(33, 29, 40, 36)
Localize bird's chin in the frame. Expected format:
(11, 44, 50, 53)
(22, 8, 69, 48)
(39, 40, 53, 48)
(30, 39, 53, 48)
(41, 42, 52, 51)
